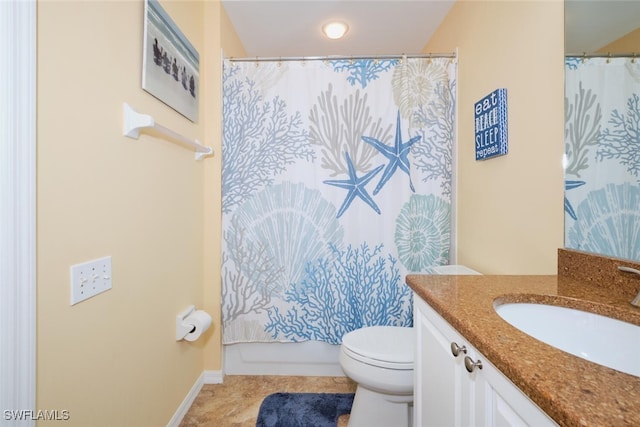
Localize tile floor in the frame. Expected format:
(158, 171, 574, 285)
(179, 375, 357, 427)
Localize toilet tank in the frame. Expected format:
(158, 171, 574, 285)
(427, 265, 481, 275)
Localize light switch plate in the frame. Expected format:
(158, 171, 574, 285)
(70, 256, 112, 305)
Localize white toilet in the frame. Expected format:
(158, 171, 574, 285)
(339, 325, 415, 427)
(340, 265, 481, 426)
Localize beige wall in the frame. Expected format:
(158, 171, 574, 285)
(202, 0, 223, 377)
(425, 0, 565, 274)
(37, 1, 219, 425)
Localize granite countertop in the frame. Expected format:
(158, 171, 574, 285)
(406, 270, 640, 427)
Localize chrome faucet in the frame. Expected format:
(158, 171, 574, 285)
(618, 266, 640, 307)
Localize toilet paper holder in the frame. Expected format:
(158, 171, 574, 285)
(176, 305, 197, 341)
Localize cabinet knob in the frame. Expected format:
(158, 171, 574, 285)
(464, 356, 483, 373)
(450, 342, 467, 357)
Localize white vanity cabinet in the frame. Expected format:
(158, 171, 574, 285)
(414, 296, 557, 427)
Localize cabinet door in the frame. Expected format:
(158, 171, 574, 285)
(414, 297, 484, 427)
(415, 298, 459, 426)
(480, 358, 557, 427)
(414, 295, 557, 427)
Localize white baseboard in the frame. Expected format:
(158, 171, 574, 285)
(166, 370, 223, 427)
(202, 370, 224, 384)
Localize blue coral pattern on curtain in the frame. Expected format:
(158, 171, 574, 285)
(564, 57, 640, 260)
(222, 57, 457, 344)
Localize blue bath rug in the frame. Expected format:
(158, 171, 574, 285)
(255, 392, 354, 427)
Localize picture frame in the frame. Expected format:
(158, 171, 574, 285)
(142, 0, 199, 122)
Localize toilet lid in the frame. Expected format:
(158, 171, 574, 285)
(342, 326, 414, 366)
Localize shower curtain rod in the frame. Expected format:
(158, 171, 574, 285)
(566, 52, 638, 59)
(226, 52, 456, 63)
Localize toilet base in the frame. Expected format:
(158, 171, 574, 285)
(347, 385, 412, 427)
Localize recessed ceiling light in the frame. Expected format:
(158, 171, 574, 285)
(322, 21, 349, 40)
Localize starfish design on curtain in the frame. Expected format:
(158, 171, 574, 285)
(361, 111, 421, 195)
(324, 152, 385, 218)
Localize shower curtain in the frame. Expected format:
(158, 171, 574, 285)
(222, 57, 457, 344)
(564, 56, 640, 260)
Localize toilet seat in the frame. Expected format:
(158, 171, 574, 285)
(341, 326, 414, 369)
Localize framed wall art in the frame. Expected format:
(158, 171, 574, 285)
(142, 0, 199, 122)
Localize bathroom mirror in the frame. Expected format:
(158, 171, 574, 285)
(564, 1, 640, 262)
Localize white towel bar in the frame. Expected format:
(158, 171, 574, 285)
(122, 103, 214, 160)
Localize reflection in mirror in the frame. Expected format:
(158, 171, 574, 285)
(565, 1, 640, 54)
(564, 1, 640, 262)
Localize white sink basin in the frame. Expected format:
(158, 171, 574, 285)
(495, 302, 640, 377)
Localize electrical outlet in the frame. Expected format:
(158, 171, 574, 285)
(70, 256, 112, 305)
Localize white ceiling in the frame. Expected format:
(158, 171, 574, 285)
(221, 0, 456, 58)
(221, 0, 640, 59)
